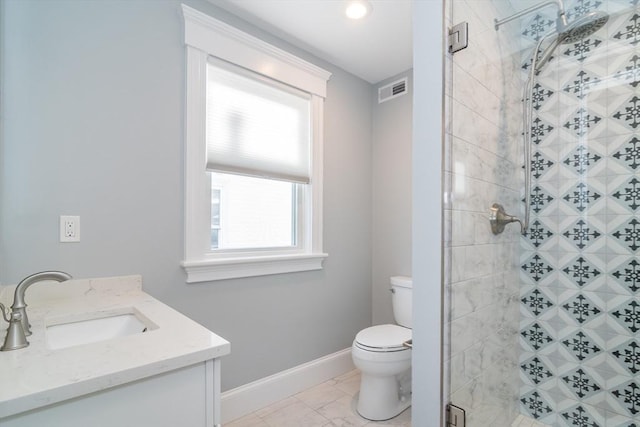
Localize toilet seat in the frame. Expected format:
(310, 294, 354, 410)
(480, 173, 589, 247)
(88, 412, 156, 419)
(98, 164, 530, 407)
(354, 324, 411, 352)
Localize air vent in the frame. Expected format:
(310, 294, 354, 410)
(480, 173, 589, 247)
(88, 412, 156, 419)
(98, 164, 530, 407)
(378, 77, 408, 104)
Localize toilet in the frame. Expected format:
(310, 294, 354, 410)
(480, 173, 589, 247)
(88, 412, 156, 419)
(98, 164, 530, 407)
(352, 276, 412, 421)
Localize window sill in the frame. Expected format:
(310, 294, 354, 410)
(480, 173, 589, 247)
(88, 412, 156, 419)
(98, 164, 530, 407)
(182, 253, 328, 283)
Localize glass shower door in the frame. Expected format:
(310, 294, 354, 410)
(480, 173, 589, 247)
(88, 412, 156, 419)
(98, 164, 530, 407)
(444, 1, 524, 425)
(445, 1, 640, 426)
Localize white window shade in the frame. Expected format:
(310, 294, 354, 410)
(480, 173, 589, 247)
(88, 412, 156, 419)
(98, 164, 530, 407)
(206, 59, 311, 184)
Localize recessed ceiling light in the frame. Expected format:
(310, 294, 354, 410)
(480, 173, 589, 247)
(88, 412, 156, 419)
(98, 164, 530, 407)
(345, 0, 372, 20)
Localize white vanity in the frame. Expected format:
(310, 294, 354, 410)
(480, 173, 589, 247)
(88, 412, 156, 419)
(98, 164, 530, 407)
(0, 275, 230, 427)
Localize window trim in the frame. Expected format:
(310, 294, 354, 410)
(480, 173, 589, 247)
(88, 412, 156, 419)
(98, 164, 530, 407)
(181, 5, 330, 283)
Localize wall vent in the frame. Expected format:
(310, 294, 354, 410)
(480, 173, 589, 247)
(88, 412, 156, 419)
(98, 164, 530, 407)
(378, 77, 408, 104)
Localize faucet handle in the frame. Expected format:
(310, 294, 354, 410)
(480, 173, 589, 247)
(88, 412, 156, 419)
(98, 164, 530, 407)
(489, 203, 525, 235)
(0, 303, 9, 323)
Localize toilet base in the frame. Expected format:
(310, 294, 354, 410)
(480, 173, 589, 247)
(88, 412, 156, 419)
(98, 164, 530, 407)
(356, 369, 412, 421)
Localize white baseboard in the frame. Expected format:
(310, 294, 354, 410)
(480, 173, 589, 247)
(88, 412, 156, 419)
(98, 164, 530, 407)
(221, 348, 355, 423)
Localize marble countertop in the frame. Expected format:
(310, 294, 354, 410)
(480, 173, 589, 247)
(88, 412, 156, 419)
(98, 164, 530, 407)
(0, 275, 230, 418)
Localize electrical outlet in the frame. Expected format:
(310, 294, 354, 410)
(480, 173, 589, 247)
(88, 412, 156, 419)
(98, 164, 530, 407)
(60, 216, 80, 242)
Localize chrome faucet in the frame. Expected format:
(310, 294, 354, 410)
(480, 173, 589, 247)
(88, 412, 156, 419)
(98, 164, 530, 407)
(1, 271, 72, 351)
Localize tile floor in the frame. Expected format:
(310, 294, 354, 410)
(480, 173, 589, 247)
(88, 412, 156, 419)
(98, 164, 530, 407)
(226, 370, 548, 427)
(225, 369, 411, 427)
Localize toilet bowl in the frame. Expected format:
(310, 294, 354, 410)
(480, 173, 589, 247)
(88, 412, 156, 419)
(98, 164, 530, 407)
(352, 324, 412, 420)
(352, 276, 413, 421)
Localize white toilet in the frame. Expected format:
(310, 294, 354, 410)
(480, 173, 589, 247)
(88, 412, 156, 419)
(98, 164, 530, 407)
(352, 276, 412, 421)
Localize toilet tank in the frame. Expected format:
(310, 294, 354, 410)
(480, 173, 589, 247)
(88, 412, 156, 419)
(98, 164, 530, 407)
(390, 276, 412, 328)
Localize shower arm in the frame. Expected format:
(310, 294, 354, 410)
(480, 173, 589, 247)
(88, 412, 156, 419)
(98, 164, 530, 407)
(494, 0, 565, 30)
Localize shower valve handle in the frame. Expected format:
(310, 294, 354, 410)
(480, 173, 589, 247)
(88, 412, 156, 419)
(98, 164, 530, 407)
(489, 203, 524, 235)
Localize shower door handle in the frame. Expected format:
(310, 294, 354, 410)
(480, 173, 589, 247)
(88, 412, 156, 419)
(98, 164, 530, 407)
(489, 203, 524, 235)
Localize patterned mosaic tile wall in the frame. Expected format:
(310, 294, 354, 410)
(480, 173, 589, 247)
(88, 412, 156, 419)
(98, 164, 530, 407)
(518, 1, 640, 426)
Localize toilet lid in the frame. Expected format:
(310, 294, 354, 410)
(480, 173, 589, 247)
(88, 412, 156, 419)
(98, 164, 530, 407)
(355, 324, 411, 351)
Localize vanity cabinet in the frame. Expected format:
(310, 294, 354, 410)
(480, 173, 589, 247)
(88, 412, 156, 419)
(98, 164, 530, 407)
(0, 275, 229, 427)
(3, 359, 221, 427)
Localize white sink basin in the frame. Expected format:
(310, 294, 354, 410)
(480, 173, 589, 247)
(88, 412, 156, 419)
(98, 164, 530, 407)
(46, 310, 153, 350)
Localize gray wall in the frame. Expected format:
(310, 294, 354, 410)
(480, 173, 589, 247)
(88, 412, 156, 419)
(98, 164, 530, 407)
(412, 1, 444, 425)
(0, 0, 373, 391)
(371, 72, 413, 325)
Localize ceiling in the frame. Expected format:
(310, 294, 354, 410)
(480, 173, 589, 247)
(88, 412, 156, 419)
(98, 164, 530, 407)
(207, 0, 413, 84)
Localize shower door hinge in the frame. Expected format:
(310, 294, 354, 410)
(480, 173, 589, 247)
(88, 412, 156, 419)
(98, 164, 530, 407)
(446, 403, 466, 427)
(448, 22, 469, 54)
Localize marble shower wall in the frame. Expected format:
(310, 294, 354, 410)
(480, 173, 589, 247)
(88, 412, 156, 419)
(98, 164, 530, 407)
(518, 1, 640, 426)
(444, 1, 524, 425)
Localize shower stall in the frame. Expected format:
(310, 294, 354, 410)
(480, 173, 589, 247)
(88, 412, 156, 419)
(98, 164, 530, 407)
(443, 0, 640, 426)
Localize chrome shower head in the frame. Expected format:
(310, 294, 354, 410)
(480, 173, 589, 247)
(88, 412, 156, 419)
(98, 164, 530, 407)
(558, 10, 609, 43)
(534, 10, 609, 72)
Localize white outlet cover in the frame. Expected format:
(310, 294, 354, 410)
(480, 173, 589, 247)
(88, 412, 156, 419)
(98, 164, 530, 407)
(60, 215, 80, 242)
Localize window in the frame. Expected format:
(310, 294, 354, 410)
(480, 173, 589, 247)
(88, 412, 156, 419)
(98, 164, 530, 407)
(182, 5, 331, 282)
(206, 59, 307, 251)
(211, 173, 296, 250)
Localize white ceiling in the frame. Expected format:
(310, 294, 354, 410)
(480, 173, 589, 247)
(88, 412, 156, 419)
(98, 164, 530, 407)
(207, 0, 413, 84)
